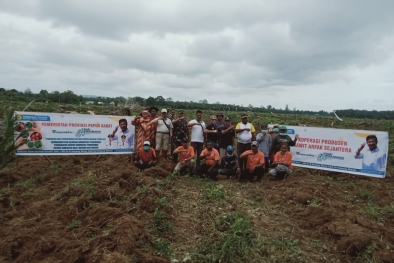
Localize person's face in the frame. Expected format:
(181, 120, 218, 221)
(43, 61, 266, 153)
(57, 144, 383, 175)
(108, 136, 113, 141)
(217, 115, 223, 121)
(225, 120, 231, 127)
(261, 125, 267, 130)
(178, 112, 184, 118)
(242, 117, 248, 124)
(142, 112, 149, 118)
(171, 110, 175, 115)
(162, 112, 167, 118)
(251, 145, 258, 153)
(119, 121, 127, 131)
(279, 129, 286, 134)
(182, 142, 188, 148)
(121, 136, 126, 142)
(227, 150, 233, 156)
(367, 138, 377, 150)
(196, 113, 202, 121)
(281, 145, 288, 153)
(151, 109, 157, 115)
(210, 117, 217, 124)
(206, 142, 213, 151)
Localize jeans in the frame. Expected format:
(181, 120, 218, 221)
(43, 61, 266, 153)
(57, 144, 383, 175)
(268, 165, 293, 179)
(191, 142, 204, 167)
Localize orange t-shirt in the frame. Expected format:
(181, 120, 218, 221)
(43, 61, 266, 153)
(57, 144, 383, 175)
(274, 151, 293, 169)
(175, 146, 195, 163)
(200, 148, 220, 166)
(138, 147, 156, 163)
(243, 150, 265, 169)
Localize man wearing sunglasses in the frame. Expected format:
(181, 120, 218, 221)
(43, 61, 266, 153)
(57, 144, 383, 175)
(235, 113, 256, 173)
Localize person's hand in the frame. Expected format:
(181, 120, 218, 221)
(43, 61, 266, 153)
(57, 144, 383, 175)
(295, 134, 300, 139)
(250, 165, 255, 173)
(205, 152, 211, 157)
(133, 161, 139, 165)
(245, 128, 250, 131)
(359, 143, 366, 150)
(113, 126, 119, 133)
(236, 168, 241, 175)
(152, 160, 157, 165)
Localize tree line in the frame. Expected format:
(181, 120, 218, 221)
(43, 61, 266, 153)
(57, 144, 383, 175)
(1, 88, 393, 120)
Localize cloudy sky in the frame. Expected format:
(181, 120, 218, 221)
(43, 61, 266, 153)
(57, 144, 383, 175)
(1, 0, 393, 111)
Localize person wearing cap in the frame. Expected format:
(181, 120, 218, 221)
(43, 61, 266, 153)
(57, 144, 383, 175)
(132, 110, 155, 151)
(218, 145, 240, 179)
(256, 124, 272, 173)
(149, 109, 173, 160)
(269, 125, 299, 157)
(197, 141, 220, 179)
(215, 112, 225, 128)
(173, 138, 195, 175)
(133, 141, 157, 171)
(171, 109, 188, 163)
(217, 117, 236, 161)
(111, 118, 134, 150)
(188, 110, 206, 168)
(235, 113, 256, 173)
(204, 115, 219, 151)
(239, 141, 265, 182)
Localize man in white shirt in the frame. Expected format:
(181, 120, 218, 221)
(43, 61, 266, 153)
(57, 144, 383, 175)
(111, 118, 134, 150)
(355, 135, 387, 172)
(235, 113, 256, 173)
(149, 109, 173, 160)
(188, 110, 206, 168)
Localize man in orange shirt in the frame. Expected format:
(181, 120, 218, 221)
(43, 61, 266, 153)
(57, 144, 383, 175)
(133, 141, 157, 171)
(239, 141, 265, 182)
(197, 141, 220, 179)
(269, 143, 293, 179)
(173, 138, 195, 175)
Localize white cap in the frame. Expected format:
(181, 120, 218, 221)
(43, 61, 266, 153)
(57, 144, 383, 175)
(161, 109, 167, 113)
(143, 141, 150, 146)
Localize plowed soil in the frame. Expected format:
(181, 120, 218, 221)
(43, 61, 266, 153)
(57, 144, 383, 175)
(0, 155, 393, 262)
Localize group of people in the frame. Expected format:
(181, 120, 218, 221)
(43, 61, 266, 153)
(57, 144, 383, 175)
(132, 108, 300, 181)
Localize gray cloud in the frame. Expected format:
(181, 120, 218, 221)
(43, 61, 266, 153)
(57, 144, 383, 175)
(0, 0, 393, 111)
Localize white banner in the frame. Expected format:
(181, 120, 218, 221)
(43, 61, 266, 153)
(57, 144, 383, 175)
(286, 126, 389, 178)
(15, 111, 135, 155)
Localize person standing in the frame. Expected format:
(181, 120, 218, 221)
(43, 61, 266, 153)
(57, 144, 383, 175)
(197, 141, 220, 180)
(168, 109, 177, 121)
(148, 106, 159, 148)
(256, 124, 272, 173)
(215, 112, 225, 128)
(271, 124, 280, 140)
(270, 125, 299, 156)
(171, 110, 188, 162)
(235, 113, 256, 172)
(239, 141, 265, 182)
(217, 117, 236, 161)
(131, 110, 154, 151)
(149, 109, 173, 160)
(204, 115, 219, 151)
(173, 138, 195, 175)
(188, 110, 206, 168)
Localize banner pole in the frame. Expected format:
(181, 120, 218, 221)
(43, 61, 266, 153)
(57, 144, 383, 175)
(44, 156, 54, 165)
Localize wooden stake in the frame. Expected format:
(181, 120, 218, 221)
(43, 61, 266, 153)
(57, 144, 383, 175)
(44, 155, 54, 165)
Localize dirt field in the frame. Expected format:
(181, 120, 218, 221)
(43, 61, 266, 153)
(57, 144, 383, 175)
(0, 154, 393, 263)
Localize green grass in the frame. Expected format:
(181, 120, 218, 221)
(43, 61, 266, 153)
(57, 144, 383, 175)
(14, 178, 35, 188)
(203, 183, 227, 201)
(153, 238, 173, 259)
(67, 220, 80, 229)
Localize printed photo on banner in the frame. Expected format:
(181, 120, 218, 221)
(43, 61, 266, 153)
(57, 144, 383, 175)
(286, 126, 389, 178)
(14, 111, 135, 156)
